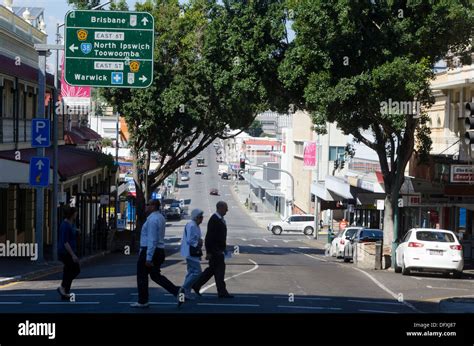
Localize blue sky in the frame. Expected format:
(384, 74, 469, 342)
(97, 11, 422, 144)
(12, 0, 294, 72)
(13, 0, 141, 43)
(13, 0, 142, 71)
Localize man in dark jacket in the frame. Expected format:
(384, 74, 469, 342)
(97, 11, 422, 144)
(192, 201, 233, 298)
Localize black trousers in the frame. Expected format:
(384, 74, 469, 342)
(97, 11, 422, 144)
(137, 247, 180, 304)
(193, 253, 227, 296)
(59, 253, 81, 294)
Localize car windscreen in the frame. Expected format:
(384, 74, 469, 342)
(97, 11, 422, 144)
(416, 231, 455, 242)
(360, 230, 383, 238)
(345, 229, 358, 238)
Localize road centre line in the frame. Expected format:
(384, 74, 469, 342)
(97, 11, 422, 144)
(0, 302, 22, 304)
(119, 301, 176, 305)
(426, 285, 470, 291)
(197, 303, 259, 307)
(75, 293, 116, 296)
(39, 302, 100, 305)
(358, 309, 398, 314)
(348, 299, 404, 306)
(291, 249, 327, 262)
(273, 296, 331, 301)
(278, 305, 341, 311)
(201, 259, 259, 293)
(0, 294, 45, 297)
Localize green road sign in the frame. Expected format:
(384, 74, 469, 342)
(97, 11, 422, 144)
(64, 10, 154, 88)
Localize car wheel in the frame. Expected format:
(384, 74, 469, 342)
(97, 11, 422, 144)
(395, 256, 402, 274)
(303, 226, 314, 235)
(452, 270, 463, 279)
(401, 257, 410, 276)
(394, 263, 402, 273)
(343, 247, 350, 262)
(271, 226, 282, 235)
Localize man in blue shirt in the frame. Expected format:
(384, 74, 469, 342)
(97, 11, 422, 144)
(131, 199, 180, 308)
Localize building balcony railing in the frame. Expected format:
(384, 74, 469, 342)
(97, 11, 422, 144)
(0, 117, 63, 145)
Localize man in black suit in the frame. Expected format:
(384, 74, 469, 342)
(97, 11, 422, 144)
(192, 201, 233, 298)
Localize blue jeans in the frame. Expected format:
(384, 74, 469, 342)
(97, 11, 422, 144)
(182, 259, 202, 294)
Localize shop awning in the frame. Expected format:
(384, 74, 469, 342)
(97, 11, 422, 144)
(0, 145, 111, 182)
(266, 189, 285, 197)
(325, 176, 354, 199)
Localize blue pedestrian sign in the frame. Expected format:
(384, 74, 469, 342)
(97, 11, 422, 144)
(29, 157, 50, 187)
(31, 119, 50, 147)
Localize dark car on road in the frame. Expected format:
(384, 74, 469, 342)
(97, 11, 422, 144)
(343, 228, 383, 262)
(221, 172, 229, 180)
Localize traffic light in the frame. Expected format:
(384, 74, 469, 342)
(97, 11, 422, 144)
(340, 160, 345, 169)
(334, 160, 339, 170)
(240, 158, 245, 169)
(464, 102, 474, 144)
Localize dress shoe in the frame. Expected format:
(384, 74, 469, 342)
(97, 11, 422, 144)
(192, 287, 202, 297)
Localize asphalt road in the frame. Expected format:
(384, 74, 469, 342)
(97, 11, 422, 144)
(0, 145, 472, 314)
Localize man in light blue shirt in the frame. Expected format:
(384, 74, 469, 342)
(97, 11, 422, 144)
(131, 199, 180, 308)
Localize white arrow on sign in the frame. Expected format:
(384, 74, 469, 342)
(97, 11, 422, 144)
(141, 17, 149, 26)
(139, 75, 147, 83)
(36, 160, 44, 170)
(35, 134, 46, 144)
(69, 44, 78, 53)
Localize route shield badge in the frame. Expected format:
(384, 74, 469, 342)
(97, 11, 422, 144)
(129, 61, 140, 73)
(80, 43, 92, 54)
(77, 29, 88, 41)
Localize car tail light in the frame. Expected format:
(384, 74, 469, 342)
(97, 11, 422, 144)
(340, 240, 345, 245)
(408, 242, 424, 248)
(450, 245, 462, 251)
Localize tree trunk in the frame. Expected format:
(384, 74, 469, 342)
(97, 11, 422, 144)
(383, 195, 394, 247)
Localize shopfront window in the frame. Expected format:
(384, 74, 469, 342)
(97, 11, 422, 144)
(420, 207, 440, 229)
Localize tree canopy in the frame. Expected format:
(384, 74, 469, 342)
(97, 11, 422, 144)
(280, 0, 474, 258)
(100, 0, 288, 230)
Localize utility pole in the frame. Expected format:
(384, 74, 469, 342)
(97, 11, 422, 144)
(115, 110, 119, 222)
(313, 138, 321, 240)
(34, 48, 47, 262)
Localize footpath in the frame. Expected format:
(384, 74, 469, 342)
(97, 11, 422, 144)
(0, 251, 111, 287)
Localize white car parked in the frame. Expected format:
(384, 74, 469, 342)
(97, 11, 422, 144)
(267, 215, 315, 235)
(330, 227, 362, 258)
(395, 228, 464, 278)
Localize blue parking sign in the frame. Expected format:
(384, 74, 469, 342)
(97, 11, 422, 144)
(31, 119, 50, 147)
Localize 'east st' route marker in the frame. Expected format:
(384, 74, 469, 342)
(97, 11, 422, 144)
(64, 10, 154, 88)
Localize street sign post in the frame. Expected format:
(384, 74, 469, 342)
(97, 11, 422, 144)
(31, 119, 51, 148)
(64, 10, 154, 88)
(29, 157, 50, 188)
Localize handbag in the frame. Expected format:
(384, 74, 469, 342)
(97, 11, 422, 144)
(185, 225, 203, 257)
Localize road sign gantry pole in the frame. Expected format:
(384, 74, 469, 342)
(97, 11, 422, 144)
(34, 47, 47, 262)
